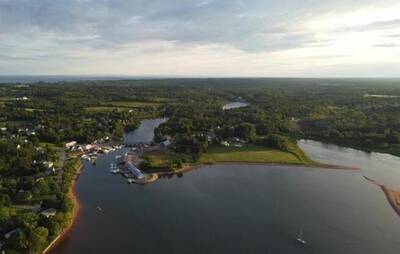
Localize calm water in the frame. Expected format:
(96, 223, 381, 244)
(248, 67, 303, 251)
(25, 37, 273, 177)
(222, 102, 249, 110)
(123, 118, 168, 144)
(50, 124, 400, 254)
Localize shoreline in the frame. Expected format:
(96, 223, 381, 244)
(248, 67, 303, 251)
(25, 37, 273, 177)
(364, 176, 400, 217)
(157, 160, 359, 176)
(42, 164, 84, 254)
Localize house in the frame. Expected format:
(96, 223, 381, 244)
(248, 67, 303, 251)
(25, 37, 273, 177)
(40, 208, 57, 218)
(161, 140, 171, 147)
(116, 154, 128, 165)
(65, 141, 77, 149)
(4, 228, 22, 239)
(15, 96, 29, 101)
(84, 144, 94, 151)
(232, 137, 241, 142)
(42, 161, 54, 169)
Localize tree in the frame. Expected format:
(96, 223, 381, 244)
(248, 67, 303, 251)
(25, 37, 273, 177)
(29, 227, 49, 253)
(16, 212, 38, 229)
(0, 193, 11, 207)
(0, 207, 16, 224)
(9, 230, 30, 252)
(234, 123, 256, 141)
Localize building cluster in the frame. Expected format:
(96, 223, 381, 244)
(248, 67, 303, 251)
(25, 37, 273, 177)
(65, 140, 124, 163)
(114, 152, 145, 183)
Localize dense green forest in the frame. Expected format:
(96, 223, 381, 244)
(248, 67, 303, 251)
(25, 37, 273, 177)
(1, 78, 400, 253)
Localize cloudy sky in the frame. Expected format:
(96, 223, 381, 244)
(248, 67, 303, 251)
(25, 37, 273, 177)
(0, 0, 399, 77)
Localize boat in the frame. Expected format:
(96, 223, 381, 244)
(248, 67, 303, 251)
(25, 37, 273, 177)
(127, 178, 136, 184)
(110, 169, 120, 174)
(296, 228, 306, 245)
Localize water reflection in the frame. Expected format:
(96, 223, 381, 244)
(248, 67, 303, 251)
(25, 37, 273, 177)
(298, 139, 400, 189)
(222, 102, 249, 110)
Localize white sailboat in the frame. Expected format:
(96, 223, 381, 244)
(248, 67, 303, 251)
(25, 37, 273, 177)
(296, 228, 306, 245)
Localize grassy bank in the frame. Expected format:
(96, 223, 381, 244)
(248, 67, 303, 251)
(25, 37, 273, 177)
(141, 150, 188, 173)
(200, 144, 310, 165)
(141, 142, 317, 175)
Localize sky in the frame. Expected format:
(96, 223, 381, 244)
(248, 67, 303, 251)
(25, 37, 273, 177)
(0, 0, 399, 77)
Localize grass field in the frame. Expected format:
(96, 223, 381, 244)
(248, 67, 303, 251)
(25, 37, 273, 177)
(200, 144, 307, 165)
(85, 101, 164, 112)
(143, 150, 171, 168)
(142, 149, 196, 172)
(85, 106, 131, 112)
(105, 101, 163, 108)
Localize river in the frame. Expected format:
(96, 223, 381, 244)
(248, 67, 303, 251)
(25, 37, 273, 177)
(222, 102, 249, 110)
(50, 119, 400, 254)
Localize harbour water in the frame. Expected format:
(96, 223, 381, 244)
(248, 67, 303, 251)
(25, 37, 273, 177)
(49, 120, 400, 254)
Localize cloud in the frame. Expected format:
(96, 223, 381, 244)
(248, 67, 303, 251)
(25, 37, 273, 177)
(365, 19, 400, 31)
(374, 43, 400, 48)
(0, 0, 399, 76)
(332, 19, 400, 35)
(0, 0, 327, 52)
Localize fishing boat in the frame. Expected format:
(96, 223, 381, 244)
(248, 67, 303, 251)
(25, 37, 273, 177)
(126, 178, 136, 184)
(296, 228, 306, 245)
(110, 163, 120, 174)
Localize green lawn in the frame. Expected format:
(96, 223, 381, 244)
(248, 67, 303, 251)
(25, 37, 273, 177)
(85, 106, 130, 112)
(85, 101, 164, 112)
(105, 101, 163, 108)
(201, 144, 306, 165)
(144, 150, 171, 168)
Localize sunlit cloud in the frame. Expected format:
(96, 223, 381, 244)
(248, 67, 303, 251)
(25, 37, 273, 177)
(0, 0, 399, 77)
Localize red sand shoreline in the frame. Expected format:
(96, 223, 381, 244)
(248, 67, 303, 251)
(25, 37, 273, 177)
(42, 165, 83, 254)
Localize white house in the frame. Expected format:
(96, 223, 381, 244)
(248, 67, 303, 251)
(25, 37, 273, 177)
(65, 141, 77, 149)
(40, 208, 57, 218)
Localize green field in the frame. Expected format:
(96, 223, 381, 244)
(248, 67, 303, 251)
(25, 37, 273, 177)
(105, 101, 163, 108)
(85, 101, 164, 112)
(200, 144, 308, 165)
(141, 150, 185, 172)
(85, 106, 131, 112)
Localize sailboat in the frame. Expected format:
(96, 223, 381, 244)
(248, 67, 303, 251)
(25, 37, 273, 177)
(296, 228, 306, 245)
